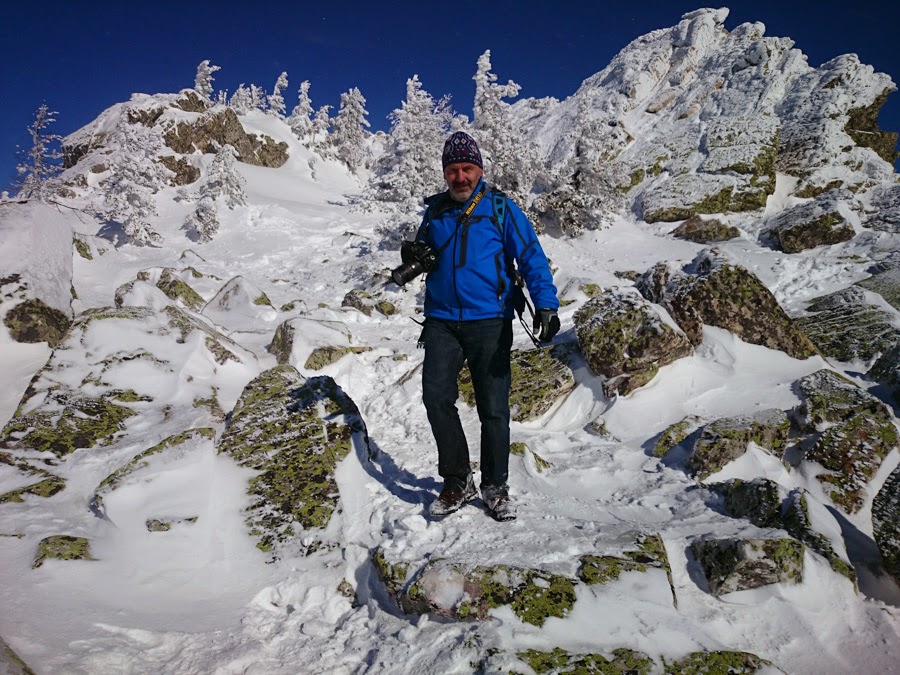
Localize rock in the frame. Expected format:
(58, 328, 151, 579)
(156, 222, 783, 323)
(514, 647, 654, 675)
(459, 345, 576, 420)
(855, 266, 900, 311)
(635, 249, 819, 359)
(0, 469, 65, 505)
(872, 465, 900, 586)
(794, 286, 899, 362)
(688, 409, 790, 479)
(157, 268, 206, 311)
(690, 536, 804, 595)
(795, 369, 892, 431)
(341, 289, 375, 316)
(162, 107, 288, 168)
(663, 651, 776, 674)
(0, 633, 35, 674)
(652, 415, 703, 457)
(158, 156, 201, 186)
(578, 533, 676, 606)
(574, 288, 693, 397)
(266, 317, 354, 368)
(671, 214, 741, 243)
(373, 551, 576, 627)
(2, 298, 71, 348)
(202, 275, 278, 331)
(33, 535, 95, 568)
(216, 366, 371, 555)
(509, 442, 552, 472)
(707, 478, 855, 582)
(863, 183, 900, 233)
(304, 346, 372, 370)
(766, 190, 854, 253)
(868, 342, 900, 402)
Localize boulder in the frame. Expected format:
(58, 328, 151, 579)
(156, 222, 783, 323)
(574, 288, 692, 397)
(202, 275, 278, 331)
(855, 265, 900, 311)
(766, 190, 855, 253)
(266, 317, 363, 369)
(459, 345, 576, 420)
(216, 366, 371, 556)
(635, 249, 819, 359)
(795, 369, 893, 431)
(158, 155, 201, 186)
(690, 536, 804, 595)
(707, 478, 855, 582)
(687, 409, 790, 479)
(670, 214, 740, 243)
(652, 415, 703, 457)
(0, 633, 35, 674)
(578, 533, 676, 606)
(862, 183, 900, 233)
(868, 342, 900, 402)
(32, 535, 95, 568)
(872, 465, 900, 586)
(794, 286, 899, 362)
(663, 651, 775, 674)
(514, 648, 654, 675)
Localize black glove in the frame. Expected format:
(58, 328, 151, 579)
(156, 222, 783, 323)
(533, 309, 560, 342)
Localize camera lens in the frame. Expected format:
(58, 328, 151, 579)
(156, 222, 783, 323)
(391, 260, 423, 286)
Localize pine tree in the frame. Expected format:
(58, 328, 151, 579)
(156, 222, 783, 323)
(331, 87, 370, 172)
(186, 196, 218, 242)
(184, 144, 246, 242)
(370, 75, 453, 205)
(268, 72, 289, 117)
(249, 85, 267, 111)
(230, 85, 252, 114)
(14, 103, 62, 201)
(104, 115, 166, 244)
(194, 60, 221, 102)
(472, 50, 539, 204)
(288, 81, 315, 143)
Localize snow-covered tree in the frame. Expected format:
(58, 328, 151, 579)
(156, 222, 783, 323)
(249, 85, 267, 112)
(288, 80, 314, 142)
(230, 85, 252, 114)
(184, 144, 246, 241)
(370, 75, 454, 205)
(268, 72, 289, 117)
(104, 115, 167, 244)
(14, 103, 62, 201)
(311, 104, 333, 156)
(194, 60, 221, 102)
(331, 87, 370, 172)
(472, 50, 539, 204)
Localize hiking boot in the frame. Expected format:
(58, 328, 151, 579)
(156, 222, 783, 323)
(482, 486, 517, 522)
(428, 475, 477, 517)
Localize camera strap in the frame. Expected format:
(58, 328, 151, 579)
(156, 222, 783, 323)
(457, 186, 486, 225)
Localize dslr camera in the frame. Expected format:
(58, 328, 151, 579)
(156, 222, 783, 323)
(391, 240, 437, 286)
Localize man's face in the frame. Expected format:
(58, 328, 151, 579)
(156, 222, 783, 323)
(444, 163, 483, 202)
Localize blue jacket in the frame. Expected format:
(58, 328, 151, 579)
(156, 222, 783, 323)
(415, 178, 559, 321)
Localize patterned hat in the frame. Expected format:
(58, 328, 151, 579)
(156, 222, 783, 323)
(442, 132, 483, 169)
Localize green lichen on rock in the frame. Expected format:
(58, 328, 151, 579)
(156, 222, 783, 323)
(653, 416, 702, 457)
(872, 466, 900, 586)
(342, 289, 375, 316)
(459, 346, 575, 421)
(627, 168, 646, 190)
(217, 366, 369, 554)
(855, 266, 900, 311)
(795, 286, 899, 362)
(0, 633, 36, 675)
(146, 517, 198, 532)
(95, 428, 215, 494)
(690, 537, 803, 596)
(776, 210, 852, 253)
(844, 88, 899, 164)
(253, 293, 273, 307)
(580, 283, 602, 297)
(73, 236, 93, 260)
(268, 321, 295, 365)
(688, 409, 790, 480)
(708, 478, 856, 583)
(516, 647, 654, 675)
(33, 535, 95, 568)
(671, 215, 740, 243)
(375, 300, 398, 316)
(574, 289, 692, 397)
(0, 475, 66, 504)
(304, 345, 372, 370)
(578, 533, 675, 605)
(1, 389, 137, 458)
(794, 180, 844, 199)
(156, 268, 205, 311)
(372, 548, 412, 599)
(3, 298, 71, 347)
(509, 442, 552, 472)
(795, 369, 891, 430)
(663, 650, 773, 674)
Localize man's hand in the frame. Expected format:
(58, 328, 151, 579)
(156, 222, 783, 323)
(533, 309, 560, 342)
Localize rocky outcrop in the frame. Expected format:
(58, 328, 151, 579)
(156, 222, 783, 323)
(2, 297, 71, 348)
(766, 190, 854, 253)
(158, 156, 201, 186)
(216, 367, 370, 556)
(794, 370, 898, 513)
(202, 275, 277, 331)
(708, 478, 855, 582)
(671, 215, 741, 243)
(635, 250, 819, 359)
(872, 466, 900, 586)
(578, 533, 675, 605)
(266, 317, 357, 369)
(32, 535, 95, 568)
(687, 409, 790, 480)
(856, 265, 900, 311)
(574, 288, 692, 397)
(794, 286, 899, 362)
(514, 648, 654, 674)
(690, 536, 804, 595)
(341, 289, 397, 317)
(459, 346, 576, 421)
(663, 651, 775, 674)
(652, 415, 703, 457)
(868, 342, 900, 402)
(162, 107, 288, 168)
(862, 183, 900, 233)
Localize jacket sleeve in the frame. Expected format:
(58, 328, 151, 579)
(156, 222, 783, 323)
(503, 199, 559, 311)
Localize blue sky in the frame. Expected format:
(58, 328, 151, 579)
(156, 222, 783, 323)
(2, 1, 899, 192)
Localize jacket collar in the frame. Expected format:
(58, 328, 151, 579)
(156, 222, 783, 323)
(427, 177, 487, 217)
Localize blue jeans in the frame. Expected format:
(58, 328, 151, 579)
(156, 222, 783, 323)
(422, 318, 513, 491)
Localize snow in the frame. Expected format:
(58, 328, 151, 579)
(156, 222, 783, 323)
(2, 23, 900, 675)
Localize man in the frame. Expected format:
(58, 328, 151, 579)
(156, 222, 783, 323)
(409, 131, 559, 521)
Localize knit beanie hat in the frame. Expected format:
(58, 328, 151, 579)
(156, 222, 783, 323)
(442, 132, 483, 169)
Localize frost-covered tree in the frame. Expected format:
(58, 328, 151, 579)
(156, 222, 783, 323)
(185, 144, 246, 241)
(194, 60, 221, 102)
(268, 72, 289, 117)
(288, 80, 314, 142)
(104, 115, 167, 244)
(311, 104, 333, 156)
(472, 50, 539, 204)
(230, 85, 252, 114)
(249, 85, 267, 111)
(370, 75, 454, 205)
(14, 103, 63, 201)
(331, 87, 370, 172)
